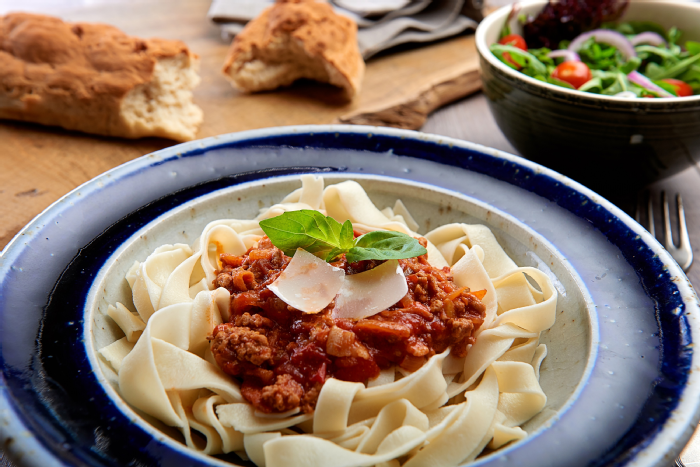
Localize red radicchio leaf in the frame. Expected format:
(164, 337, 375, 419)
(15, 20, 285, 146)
(523, 0, 629, 49)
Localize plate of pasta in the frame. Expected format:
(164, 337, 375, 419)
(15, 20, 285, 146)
(0, 125, 699, 467)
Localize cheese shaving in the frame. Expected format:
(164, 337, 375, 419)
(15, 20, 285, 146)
(267, 248, 345, 313)
(333, 260, 408, 320)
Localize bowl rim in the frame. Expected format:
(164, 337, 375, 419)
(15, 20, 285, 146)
(475, 0, 700, 106)
(81, 172, 600, 467)
(1, 124, 699, 467)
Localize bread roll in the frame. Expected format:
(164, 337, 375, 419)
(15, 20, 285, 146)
(222, 0, 364, 100)
(0, 13, 202, 141)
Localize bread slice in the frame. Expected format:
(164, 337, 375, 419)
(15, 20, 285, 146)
(0, 13, 202, 141)
(222, 0, 365, 100)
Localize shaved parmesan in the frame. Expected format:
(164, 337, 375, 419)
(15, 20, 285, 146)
(333, 260, 408, 320)
(267, 248, 345, 313)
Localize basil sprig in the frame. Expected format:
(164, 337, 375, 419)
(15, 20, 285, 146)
(259, 210, 427, 263)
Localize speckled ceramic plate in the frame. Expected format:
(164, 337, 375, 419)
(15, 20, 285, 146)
(1, 125, 698, 467)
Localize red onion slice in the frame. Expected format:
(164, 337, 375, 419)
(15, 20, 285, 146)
(627, 71, 673, 97)
(548, 49, 581, 62)
(631, 32, 667, 48)
(569, 29, 636, 60)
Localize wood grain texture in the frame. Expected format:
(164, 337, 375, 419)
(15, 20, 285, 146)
(0, 0, 481, 250)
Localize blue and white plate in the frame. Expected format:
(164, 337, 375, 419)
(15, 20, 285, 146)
(1, 125, 698, 467)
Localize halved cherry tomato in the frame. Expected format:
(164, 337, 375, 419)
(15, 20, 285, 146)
(661, 79, 693, 97)
(551, 61, 593, 89)
(498, 34, 527, 69)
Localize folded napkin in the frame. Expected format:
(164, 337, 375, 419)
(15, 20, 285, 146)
(208, 0, 480, 59)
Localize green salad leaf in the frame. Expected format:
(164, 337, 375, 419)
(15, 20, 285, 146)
(679, 65, 700, 92)
(614, 21, 668, 39)
(687, 41, 700, 56)
(668, 27, 682, 47)
(652, 79, 679, 96)
(646, 52, 700, 80)
(578, 38, 625, 70)
(490, 44, 548, 77)
(547, 75, 576, 89)
(619, 57, 641, 74)
(259, 210, 427, 263)
(635, 45, 678, 61)
(578, 77, 603, 93)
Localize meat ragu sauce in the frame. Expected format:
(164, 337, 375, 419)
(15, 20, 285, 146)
(209, 236, 486, 414)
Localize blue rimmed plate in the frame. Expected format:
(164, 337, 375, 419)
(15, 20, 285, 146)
(1, 125, 698, 467)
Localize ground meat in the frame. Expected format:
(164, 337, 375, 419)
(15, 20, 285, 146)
(234, 312, 273, 330)
(301, 383, 322, 414)
(210, 325, 273, 368)
(261, 374, 304, 412)
(210, 235, 486, 414)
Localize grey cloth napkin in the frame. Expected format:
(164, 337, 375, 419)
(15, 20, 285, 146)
(208, 0, 479, 59)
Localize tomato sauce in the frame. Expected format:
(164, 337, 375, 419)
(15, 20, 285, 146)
(209, 237, 486, 413)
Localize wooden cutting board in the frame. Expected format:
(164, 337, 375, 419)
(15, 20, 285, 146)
(0, 0, 481, 249)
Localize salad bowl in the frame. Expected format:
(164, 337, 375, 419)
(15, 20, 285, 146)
(476, 0, 700, 199)
(0, 125, 699, 467)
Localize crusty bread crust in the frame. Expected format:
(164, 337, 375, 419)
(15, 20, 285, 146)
(222, 0, 364, 99)
(0, 13, 202, 141)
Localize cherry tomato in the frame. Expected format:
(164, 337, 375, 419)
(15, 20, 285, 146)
(498, 34, 528, 51)
(498, 34, 528, 70)
(661, 79, 693, 97)
(551, 61, 593, 89)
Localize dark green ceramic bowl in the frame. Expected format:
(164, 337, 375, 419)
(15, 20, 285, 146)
(476, 0, 700, 196)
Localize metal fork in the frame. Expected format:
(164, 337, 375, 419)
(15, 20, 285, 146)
(636, 192, 693, 273)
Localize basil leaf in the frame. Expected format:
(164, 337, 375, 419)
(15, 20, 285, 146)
(339, 220, 354, 249)
(325, 220, 354, 261)
(260, 210, 427, 264)
(259, 210, 346, 257)
(346, 231, 427, 264)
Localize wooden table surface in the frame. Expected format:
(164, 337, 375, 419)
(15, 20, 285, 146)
(1, 1, 699, 466)
(0, 0, 485, 250)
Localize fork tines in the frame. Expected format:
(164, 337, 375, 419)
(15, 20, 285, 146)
(636, 191, 693, 273)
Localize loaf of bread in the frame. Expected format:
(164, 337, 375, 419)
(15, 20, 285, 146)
(0, 13, 202, 141)
(222, 0, 364, 100)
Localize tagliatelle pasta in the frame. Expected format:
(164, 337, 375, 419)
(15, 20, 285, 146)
(97, 175, 558, 467)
